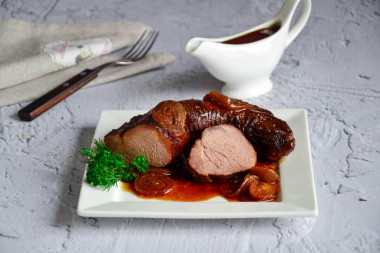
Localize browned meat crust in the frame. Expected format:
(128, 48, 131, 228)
(104, 91, 295, 166)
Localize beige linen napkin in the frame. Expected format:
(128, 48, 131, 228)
(0, 19, 175, 106)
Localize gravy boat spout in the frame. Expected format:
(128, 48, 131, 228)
(185, 0, 311, 99)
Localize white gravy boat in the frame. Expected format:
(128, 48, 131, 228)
(185, 0, 311, 99)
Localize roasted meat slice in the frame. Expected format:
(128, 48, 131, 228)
(188, 124, 257, 182)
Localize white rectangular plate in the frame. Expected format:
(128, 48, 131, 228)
(77, 109, 318, 218)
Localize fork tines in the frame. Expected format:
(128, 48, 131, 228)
(123, 30, 159, 61)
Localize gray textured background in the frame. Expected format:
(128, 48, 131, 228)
(1, 0, 380, 252)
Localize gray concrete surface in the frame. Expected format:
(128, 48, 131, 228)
(1, 0, 380, 252)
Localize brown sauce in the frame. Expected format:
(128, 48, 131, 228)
(121, 161, 280, 202)
(222, 23, 281, 44)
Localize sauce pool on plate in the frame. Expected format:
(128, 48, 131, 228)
(121, 161, 280, 202)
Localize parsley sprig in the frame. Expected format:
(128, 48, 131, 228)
(80, 139, 149, 191)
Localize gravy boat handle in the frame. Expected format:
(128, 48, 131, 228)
(277, 0, 312, 47)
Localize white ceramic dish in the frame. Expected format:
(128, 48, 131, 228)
(77, 109, 318, 218)
(186, 0, 311, 99)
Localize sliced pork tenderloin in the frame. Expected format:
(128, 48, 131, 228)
(188, 124, 257, 182)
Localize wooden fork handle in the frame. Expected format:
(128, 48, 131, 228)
(18, 68, 98, 121)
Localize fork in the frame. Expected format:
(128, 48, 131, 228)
(18, 30, 159, 121)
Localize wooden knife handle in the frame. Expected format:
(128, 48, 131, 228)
(18, 69, 98, 121)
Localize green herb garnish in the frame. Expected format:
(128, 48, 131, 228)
(80, 139, 149, 191)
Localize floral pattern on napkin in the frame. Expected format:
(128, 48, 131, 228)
(44, 38, 112, 68)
